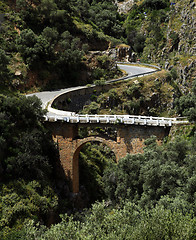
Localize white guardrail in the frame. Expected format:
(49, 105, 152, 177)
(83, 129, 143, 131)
(45, 114, 188, 127)
(43, 63, 188, 127)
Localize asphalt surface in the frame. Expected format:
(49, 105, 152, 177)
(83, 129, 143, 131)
(117, 64, 156, 76)
(27, 64, 156, 115)
(27, 86, 82, 109)
(26, 64, 188, 126)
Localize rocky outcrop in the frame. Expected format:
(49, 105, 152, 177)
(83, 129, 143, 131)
(87, 45, 135, 64)
(161, 0, 196, 57)
(160, 0, 196, 91)
(115, 44, 136, 62)
(115, 0, 134, 14)
(177, 1, 196, 56)
(164, 59, 196, 93)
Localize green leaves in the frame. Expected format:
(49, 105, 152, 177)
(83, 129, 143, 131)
(175, 79, 196, 122)
(20, 201, 196, 239)
(0, 49, 10, 86)
(0, 94, 60, 237)
(0, 180, 58, 233)
(103, 135, 195, 210)
(79, 142, 115, 202)
(142, 0, 170, 10)
(0, 94, 56, 181)
(74, 0, 124, 37)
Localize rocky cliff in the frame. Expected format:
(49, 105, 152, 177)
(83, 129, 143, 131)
(163, 0, 196, 92)
(122, 0, 195, 92)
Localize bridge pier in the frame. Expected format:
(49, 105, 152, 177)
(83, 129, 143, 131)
(46, 122, 170, 193)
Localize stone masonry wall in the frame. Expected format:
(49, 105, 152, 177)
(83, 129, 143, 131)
(53, 84, 120, 112)
(45, 122, 170, 193)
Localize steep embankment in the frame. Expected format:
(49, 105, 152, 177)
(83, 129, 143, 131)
(163, 0, 196, 92)
(79, 0, 196, 117)
(0, 0, 124, 92)
(80, 70, 176, 117)
(123, 0, 196, 92)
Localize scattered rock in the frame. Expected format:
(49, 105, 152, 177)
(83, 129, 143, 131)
(190, 2, 195, 9)
(115, 0, 134, 14)
(165, 62, 169, 69)
(15, 70, 22, 76)
(116, 44, 132, 62)
(168, 65, 173, 71)
(133, 80, 139, 85)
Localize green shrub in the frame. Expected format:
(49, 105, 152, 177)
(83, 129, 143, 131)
(93, 78, 106, 86)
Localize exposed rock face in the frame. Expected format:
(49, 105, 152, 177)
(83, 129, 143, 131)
(116, 45, 130, 61)
(115, 0, 134, 14)
(162, 2, 195, 57)
(165, 59, 196, 93)
(160, 0, 196, 91)
(115, 45, 136, 62)
(89, 45, 135, 62)
(177, 1, 196, 56)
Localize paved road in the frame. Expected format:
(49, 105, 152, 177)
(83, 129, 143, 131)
(117, 64, 156, 76)
(27, 64, 156, 110)
(26, 64, 188, 126)
(27, 86, 83, 109)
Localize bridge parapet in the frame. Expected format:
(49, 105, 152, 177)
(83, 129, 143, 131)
(45, 114, 188, 127)
(43, 63, 188, 128)
(28, 64, 190, 193)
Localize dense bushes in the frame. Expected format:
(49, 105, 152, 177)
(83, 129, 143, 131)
(0, 0, 122, 90)
(80, 72, 175, 116)
(15, 27, 85, 85)
(0, 95, 57, 181)
(142, 0, 170, 10)
(0, 180, 58, 238)
(103, 135, 196, 210)
(175, 79, 196, 122)
(75, 0, 124, 37)
(0, 0, 195, 238)
(2, 132, 196, 239)
(79, 142, 116, 202)
(125, 0, 169, 60)
(0, 95, 60, 236)
(0, 49, 10, 86)
(16, 201, 196, 239)
(19, 132, 196, 239)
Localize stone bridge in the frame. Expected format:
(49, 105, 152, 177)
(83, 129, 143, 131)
(46, 121, 171, 193)
(28, 64, 188, 193)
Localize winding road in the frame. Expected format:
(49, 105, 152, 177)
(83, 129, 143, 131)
(27, 64, 156, 109)
(27, 64, 187, 126)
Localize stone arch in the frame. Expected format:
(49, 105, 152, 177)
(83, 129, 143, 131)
(72, 136, 119, 193)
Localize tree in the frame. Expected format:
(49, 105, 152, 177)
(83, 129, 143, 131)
(0, 95, 56, 180)
(16, 0, 39, 29)
(88, 0, 123, 37)
(76, 0, 90, 20)
(175, 79, 196, 122)
(103, 136, 193, 208)
(103, 154, 144, 203)
(0, 94, 59, 236)
(142, 0, 170, 10)
(20, 201, 196, 239)
(79, 142, 116, 202)
(16, 29, 40, 65)
(0, 49, 10, 86)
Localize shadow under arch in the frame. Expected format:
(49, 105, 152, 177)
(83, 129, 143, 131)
(72, 136, 119, 193)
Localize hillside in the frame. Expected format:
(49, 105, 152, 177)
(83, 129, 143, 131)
(0, 0, 195, 93)
(124, 0, 196, 89)
(0, 0, 196, 239)
(77, 0, 196, 117)
(0, 0, 124, 91)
